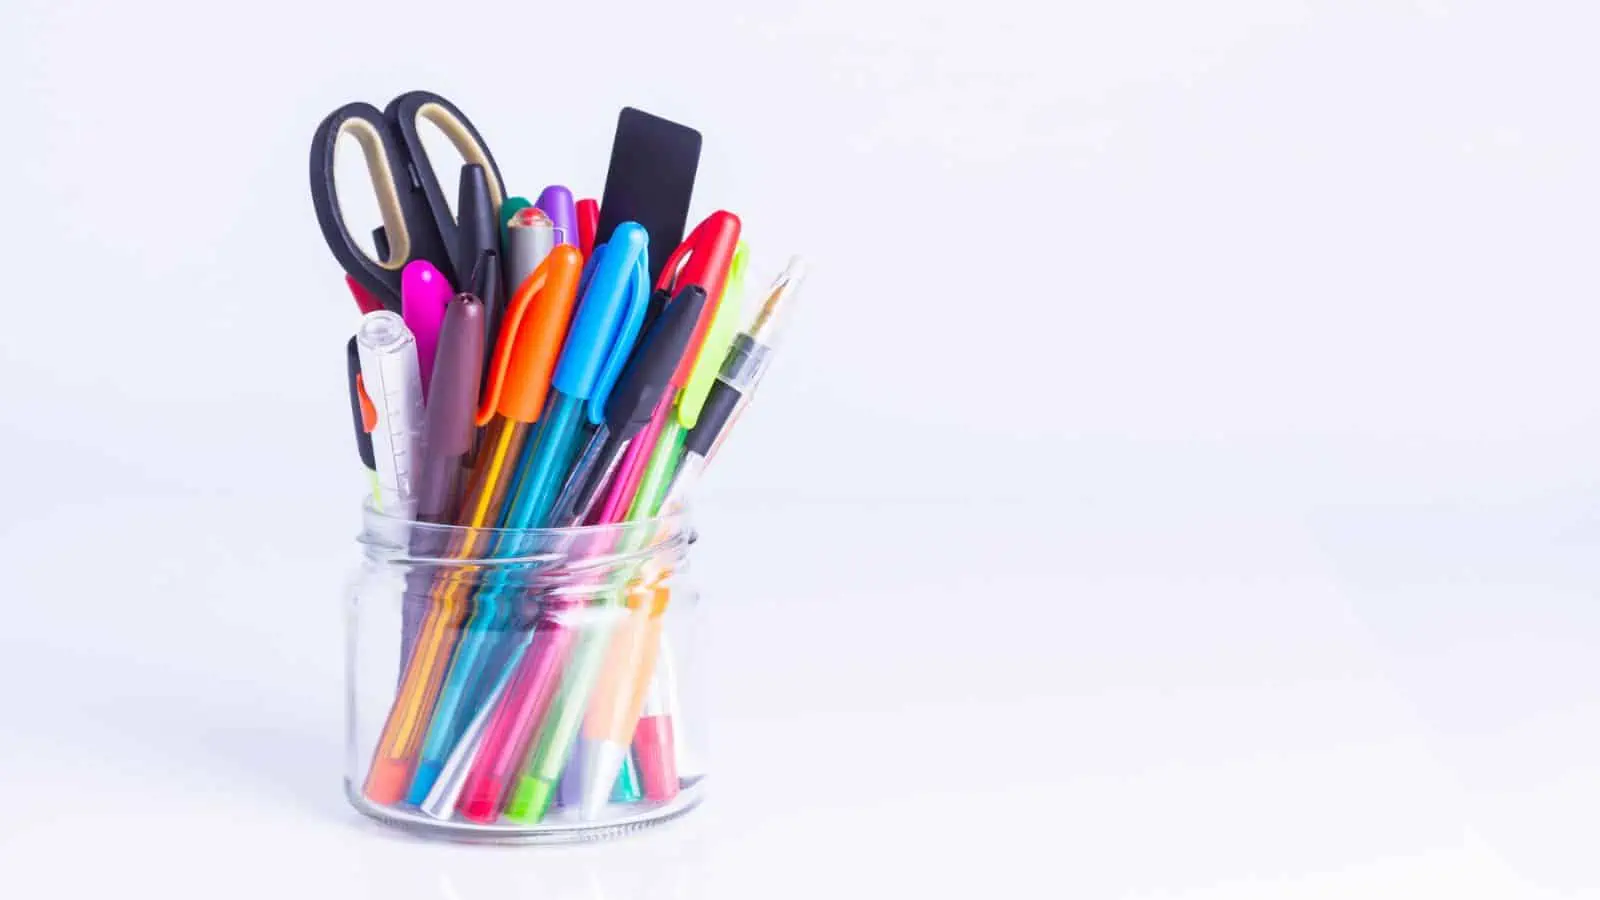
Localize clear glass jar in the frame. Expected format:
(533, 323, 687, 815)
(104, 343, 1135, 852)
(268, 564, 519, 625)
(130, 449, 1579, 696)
(345, 504, 704, 843)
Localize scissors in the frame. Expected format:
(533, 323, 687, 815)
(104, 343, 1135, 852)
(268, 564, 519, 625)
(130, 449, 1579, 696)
(310, 90, 506, 312)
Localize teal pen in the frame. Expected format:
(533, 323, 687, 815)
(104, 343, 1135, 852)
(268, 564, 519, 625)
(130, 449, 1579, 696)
(404, 223, 652, 805)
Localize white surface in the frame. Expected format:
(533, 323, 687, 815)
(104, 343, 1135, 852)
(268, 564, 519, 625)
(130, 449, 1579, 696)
(1, 0, 1597, 896)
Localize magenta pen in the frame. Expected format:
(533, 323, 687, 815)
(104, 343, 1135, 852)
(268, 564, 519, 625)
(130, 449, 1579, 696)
(401, 260, 454, 394)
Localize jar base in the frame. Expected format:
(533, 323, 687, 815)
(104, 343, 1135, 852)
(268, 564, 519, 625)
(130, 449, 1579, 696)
(343, 778, 706, 844)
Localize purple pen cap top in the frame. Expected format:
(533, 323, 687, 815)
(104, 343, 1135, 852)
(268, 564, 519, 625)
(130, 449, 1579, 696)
(534, 185, 577, 247)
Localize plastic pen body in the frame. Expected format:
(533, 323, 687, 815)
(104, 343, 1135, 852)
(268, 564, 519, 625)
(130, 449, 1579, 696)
(433, 228, 651, 816)
(505, 209, 556, 299)
(569, 419, 686, 817)
(418, 388, 588, 806)
(355, 312, 426, 521)
(402, 248, 585, 803)
(363, 412, 533, 805)
(419, 632, 528, 819)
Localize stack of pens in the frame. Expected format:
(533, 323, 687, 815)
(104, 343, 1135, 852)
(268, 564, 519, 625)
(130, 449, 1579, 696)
(313, 93, 805, 839)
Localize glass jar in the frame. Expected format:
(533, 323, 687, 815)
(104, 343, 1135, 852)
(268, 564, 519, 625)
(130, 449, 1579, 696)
(345, 504, 705, 843)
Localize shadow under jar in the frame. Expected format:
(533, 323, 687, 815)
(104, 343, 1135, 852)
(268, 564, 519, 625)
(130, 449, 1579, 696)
(346, 504, 705, 843)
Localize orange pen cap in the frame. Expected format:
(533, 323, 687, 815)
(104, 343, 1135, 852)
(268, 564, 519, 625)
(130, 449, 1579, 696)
(475, 245, 584, 426)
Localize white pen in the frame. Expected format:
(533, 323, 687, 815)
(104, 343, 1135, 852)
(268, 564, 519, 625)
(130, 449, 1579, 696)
(355, 311, 426, 521)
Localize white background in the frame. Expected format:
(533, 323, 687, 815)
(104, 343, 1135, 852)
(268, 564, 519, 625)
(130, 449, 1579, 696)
(1, 0, 1597, 896)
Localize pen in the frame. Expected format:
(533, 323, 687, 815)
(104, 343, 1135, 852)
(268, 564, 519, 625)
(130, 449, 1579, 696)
(661, 256, 807, 513)
(534, 185, 577, 248)
(399, 246, 585, 803)
(414, 295, 486, 525)
(346, 336, 378, 500)
(412, 228, 648, 802)
(453, 225, 653, 821)
(518, 389, 688, 821)
(417, 631, 527, 819)
(355, 311, 426, 521)
(548, 286, 709, 528)
(576, 198, 599, 258)
(398, 292, 484, 678)
(499, 195, 532, 243)
(571, 213, 742, 526)
(567, 246, 747, 815)
(501, 221, 739, 821)
(455, 286, 706, 815)
(569, 429, 682, 818)
(497, 222, 651, 532)
(456, 164, 504, 373)
(505, 208, 557, 300)
(401, 261, 453, 396)
(362, 248, 583, 806)
(654, 211, 742, 368)
(347, 274, 386, 315)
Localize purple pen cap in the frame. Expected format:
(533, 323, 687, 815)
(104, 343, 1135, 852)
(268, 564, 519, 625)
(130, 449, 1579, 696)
(415, 294, 486, 525)
(534, 186, 577, 249)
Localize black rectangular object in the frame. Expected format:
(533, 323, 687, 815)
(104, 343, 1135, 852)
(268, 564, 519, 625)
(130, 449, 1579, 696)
(594, 107, 702, 286)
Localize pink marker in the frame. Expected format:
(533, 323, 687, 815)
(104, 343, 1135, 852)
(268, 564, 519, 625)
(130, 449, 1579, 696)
(401, 260, 453, 394)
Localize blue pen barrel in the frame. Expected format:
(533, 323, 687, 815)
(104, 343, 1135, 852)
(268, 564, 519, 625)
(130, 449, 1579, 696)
(405, 390, 590, 804)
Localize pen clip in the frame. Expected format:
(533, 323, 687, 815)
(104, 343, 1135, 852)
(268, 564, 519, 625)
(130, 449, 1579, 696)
(586, 249, 650, 426)
(655, 227, 697, 294)
(475, 245, 585, 425)
(475, 266, 544, 426)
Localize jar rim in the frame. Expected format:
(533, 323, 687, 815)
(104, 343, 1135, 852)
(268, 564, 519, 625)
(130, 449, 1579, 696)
(358, 498, 690, 540)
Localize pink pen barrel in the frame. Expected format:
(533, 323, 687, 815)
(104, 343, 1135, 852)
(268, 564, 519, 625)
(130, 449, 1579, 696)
(588, 400, 669, 525)
(456, 621, 578, 822)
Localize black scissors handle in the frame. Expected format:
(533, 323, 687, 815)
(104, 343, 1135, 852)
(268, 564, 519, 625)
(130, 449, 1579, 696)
(385, 91, 506, 285)
(309, 92, 505, 311)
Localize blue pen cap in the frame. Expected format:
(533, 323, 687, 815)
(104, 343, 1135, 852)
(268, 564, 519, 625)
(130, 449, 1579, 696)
(586, 250, 651, 426)
(552, 222, 651, 402)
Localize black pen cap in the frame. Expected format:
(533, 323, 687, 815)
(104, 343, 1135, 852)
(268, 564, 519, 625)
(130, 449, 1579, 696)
(469, 248, 501, 388)
(346, 335, 377, 469)
(604, 285, 708, 439)
(454, 164, 497, 288)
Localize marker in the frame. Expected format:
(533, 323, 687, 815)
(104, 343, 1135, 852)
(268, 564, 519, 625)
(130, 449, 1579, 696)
(400, 261, 453, 395)
(414, 294, 485, 525)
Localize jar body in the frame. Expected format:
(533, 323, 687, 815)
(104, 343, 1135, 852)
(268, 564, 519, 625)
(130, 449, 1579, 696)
(345, 510, 705, 842)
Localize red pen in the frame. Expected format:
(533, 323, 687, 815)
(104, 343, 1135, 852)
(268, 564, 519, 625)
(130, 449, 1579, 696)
(576, 198, 599, 258)
(346, 274, 387, 315)
(655, 211, 741, 384)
